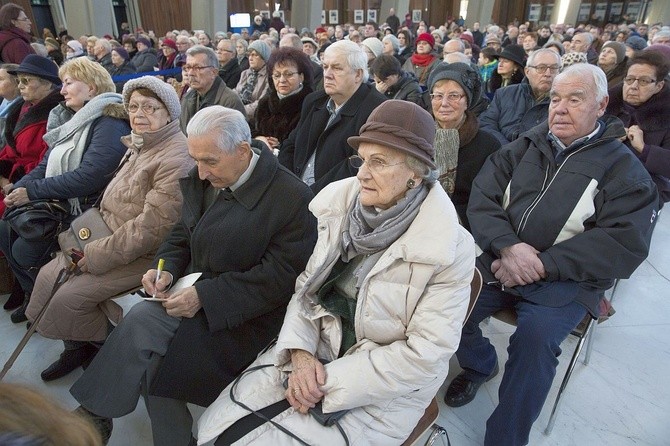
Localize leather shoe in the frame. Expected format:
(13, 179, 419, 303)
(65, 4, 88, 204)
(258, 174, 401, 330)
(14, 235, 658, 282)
(74, 406, 113, 444)
(444, 362, 499, 408)
(40, 345, 98, 381)
(10, 294, 30, 323)
(3, 282, 24, 310)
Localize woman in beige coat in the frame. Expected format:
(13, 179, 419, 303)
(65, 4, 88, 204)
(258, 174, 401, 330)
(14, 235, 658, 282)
(26, 76, 193, 382)
(197, 100, 475, 445)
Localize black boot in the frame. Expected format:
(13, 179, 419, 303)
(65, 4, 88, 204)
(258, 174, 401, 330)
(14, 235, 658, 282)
(41, 342, 98, 381)
(3, 281, 24, 310)
(73, 406, 113, 444)
(10, 293, 30, 323)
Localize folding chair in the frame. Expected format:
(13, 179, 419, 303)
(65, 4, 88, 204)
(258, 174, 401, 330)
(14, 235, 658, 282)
(401, 268, 483, 446)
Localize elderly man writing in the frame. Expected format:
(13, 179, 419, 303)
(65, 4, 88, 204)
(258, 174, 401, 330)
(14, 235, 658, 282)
(69, 106, 317, 446)
(479, 48, 561, 145)
(279, 40, 385, 193)
(446, 64, 658, 446)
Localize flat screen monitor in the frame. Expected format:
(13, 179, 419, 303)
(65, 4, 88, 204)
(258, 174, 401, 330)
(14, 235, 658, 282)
(230, 13, 251, 28)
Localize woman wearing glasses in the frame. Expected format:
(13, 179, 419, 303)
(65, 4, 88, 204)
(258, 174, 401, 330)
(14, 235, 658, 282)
(253, 47, 313, 152)
(198, 100, 475, 445)
(25, 76, 193, 382)
(606, 50, 670, 208)
(428, 63, 500, 230)
(0, 3, 35, 64)
(0, 57, 128, 324)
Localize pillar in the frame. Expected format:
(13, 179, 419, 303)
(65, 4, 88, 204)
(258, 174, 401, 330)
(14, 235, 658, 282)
(466, 0, 494, 27)
(290, 0, 321, 32)
(192, 0, 227, 33)
(63, 0, 116, 38)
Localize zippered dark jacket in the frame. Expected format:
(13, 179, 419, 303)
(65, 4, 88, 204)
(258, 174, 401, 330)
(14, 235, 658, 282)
(467, 117, 658, 315)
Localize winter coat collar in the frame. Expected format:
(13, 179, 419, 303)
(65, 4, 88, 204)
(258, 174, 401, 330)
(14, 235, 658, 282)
(310, 178, 461, 266)
(608, 82, 670, 132)
(121, 118, 183, 153)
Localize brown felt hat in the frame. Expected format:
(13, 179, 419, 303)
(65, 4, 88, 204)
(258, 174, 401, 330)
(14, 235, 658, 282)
(348, 100, 436, 169)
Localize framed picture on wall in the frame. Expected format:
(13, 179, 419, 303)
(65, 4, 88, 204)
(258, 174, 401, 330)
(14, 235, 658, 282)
(412, 9, 422, 23)
(321, 10, 326, 25)
(367, 10, 377, 23)
(329, 10, 338, 25)
(354, 10, 364, 24)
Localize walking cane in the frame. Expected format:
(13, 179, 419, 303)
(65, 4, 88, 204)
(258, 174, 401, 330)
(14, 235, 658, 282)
(0, 250, 83, 381)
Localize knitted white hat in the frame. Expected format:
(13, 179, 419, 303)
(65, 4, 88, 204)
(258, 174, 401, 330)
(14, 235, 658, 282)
(361, 37, 384, 58)
(122, 76, 181, 121)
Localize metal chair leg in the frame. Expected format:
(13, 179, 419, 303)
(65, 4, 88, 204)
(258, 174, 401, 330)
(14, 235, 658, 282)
(544, 317, 595, 435)
(424, 423, 450, 446)
(584, 319, 596, 365)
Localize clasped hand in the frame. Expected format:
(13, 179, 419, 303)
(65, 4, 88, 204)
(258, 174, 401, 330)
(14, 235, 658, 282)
(3, 187, 29, 207)
(492, 242, 546, 288)
(141, 269, 202, 318)
(285, 349, 326, 414)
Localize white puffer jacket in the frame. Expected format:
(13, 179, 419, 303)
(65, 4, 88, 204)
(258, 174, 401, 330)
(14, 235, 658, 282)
(198, 177, 475, 445)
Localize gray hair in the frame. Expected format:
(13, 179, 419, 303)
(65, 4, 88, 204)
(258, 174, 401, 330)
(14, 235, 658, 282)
(406, 155, 438, 184)
(653, 30, 670, 43)
(280, 33, 302, 49)
(443, 52, 471, 64)
(96, 38, 112, 53)
(555, 63, 608, 102)
(444, 38, 465, 53)
(575, 31, 594, 45)
(186, 106, 251, 154)
(527, 48, 562, 67)
(186, 45, 218, 68)
(325, 40, 369, 81)
(30, 43, 48, 57)
(237, 39, 248, 50)
(382, 34, 399, 53)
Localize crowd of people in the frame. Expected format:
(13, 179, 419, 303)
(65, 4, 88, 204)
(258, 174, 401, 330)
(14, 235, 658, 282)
(0, 1, 668, 445)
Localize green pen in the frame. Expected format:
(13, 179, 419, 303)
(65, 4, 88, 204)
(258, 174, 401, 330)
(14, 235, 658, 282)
(153, 258, 165, 298)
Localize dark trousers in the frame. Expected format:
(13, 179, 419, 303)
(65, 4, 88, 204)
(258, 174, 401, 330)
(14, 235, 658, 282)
(455, 284, 587, 446)
(0, 219, 58, 293)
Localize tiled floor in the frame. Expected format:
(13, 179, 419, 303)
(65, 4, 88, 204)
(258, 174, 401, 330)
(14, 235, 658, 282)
(1, 211, 668, 446)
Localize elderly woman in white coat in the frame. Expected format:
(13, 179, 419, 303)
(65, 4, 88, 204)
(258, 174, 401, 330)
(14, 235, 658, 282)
(197, 100, 476, 445)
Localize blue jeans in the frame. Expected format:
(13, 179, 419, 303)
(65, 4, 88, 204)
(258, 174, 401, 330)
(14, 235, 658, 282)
(455, 284, 588, 446)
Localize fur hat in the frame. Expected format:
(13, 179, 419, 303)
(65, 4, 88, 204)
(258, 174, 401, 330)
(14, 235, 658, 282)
(122, 76, 181, 121)
(561, 51, 588, 68)
(66, 40, 84, 57)
(416, 33, 435, 48)
(361, 37, 384, 58)
(348, 100, 436, 169)
(248, 40, 271, 61)
(602, 41, 626, 64)
(427, 62, 482, 109)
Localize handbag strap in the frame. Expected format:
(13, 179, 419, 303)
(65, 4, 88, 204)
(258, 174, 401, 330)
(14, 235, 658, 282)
(91, 149, 133, 209)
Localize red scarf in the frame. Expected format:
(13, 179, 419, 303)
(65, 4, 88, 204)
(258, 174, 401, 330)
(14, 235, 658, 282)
(410, 53, 436, 67)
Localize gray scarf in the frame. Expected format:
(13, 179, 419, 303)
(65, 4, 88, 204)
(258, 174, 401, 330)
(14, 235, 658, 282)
(43, 92, 123, 214)
(341, 184, 428, 286)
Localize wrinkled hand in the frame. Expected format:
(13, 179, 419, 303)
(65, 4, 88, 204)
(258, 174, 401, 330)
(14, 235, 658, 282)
(162, 286, 201, 318)
(141, 268, 174, 300)
(375, 80, 389, 94)
(255, 136, 279, 150)
(4, 187, 29, 207)
(493, 242, 546, 287)
(285, 349, 326, 414)
(1, 182, 12, 196)
(627, 125, 645, 152)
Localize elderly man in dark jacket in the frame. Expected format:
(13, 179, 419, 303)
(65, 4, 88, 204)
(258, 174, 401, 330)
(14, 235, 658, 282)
(479, 49, 561, 145)
(70, 106, 317, 446)
(446, 64, 658, 446)
(279, 40, 385, 193)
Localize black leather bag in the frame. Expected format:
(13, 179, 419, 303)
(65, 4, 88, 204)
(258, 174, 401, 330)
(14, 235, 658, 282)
(3, 199, 70, 242)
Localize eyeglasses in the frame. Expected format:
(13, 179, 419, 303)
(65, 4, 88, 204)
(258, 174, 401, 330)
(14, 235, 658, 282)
(127, 103, 165, 114)
(182, 65, 214, 72)
(623, 76, 657, 87)
(17, 76, 38, 85)
(529, 65, 560, 73)
(272, 71, 298, 80)
(349, 155, 405, 172)
(430, 93, 466, 103)
(14, 16, 30, 22)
